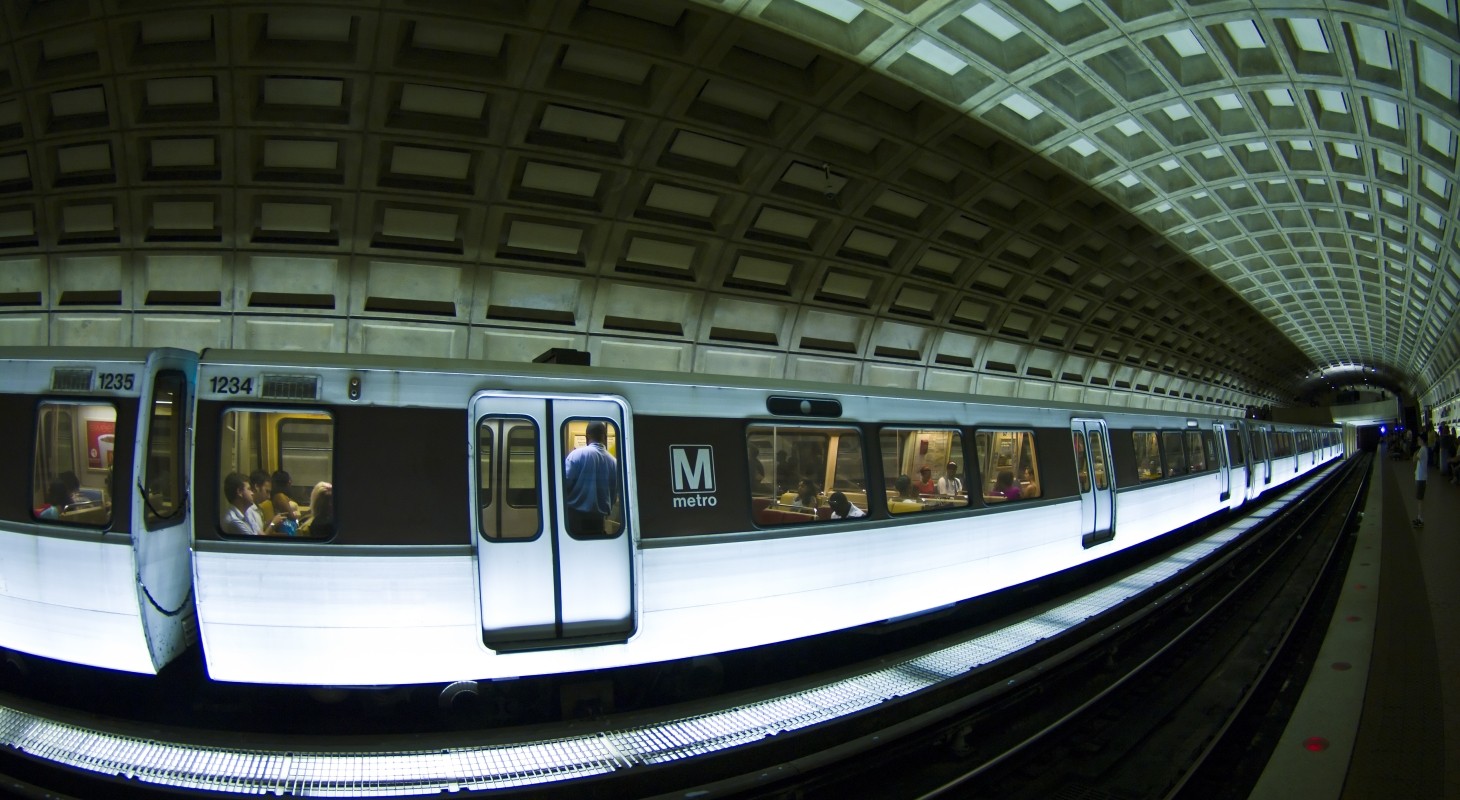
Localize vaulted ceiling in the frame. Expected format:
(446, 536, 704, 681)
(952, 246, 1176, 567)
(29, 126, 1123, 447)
(1, 0, 1456, 413)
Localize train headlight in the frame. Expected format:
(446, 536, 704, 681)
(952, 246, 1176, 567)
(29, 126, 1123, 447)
(348, 375, 361, 401)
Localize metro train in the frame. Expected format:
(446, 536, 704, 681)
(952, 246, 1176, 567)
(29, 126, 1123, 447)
(0, 347, 1343, 687)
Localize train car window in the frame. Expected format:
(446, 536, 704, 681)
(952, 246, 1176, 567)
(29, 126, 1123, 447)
(1161, 431, 1186, 477)
(974, 430, 1040, 503)
(879, 428, 968, 515)
(1201, 432, 1218, 471)
(31, 402, 115, 527)
(1072, 433, 1090, 492)
(1225, 430, 1246, 465)
(560, 418, 624, 539)
(1133, 431, 1162, 481)
(747, 424, 865, 526)
(1253, 431, 1269, 462)
(143, 371, 186, 529)
(1088, 429, 1109, 490)
(1185, 431, 1206, 472)
(217, 409, 334, 539)
(477, 418, 540, 540)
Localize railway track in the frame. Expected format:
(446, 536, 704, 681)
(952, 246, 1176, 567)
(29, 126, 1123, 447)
(750, 454, 1367, 800)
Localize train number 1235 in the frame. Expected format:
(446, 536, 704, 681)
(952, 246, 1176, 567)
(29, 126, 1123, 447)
(99, 372, 135, 391)
(209, 375, 254, 395)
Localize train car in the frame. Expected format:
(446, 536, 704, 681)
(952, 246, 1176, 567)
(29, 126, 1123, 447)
(188, 349, 1341, 688)
(0, 348, 197, 674)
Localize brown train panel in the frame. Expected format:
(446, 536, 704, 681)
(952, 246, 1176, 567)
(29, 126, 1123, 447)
(633, 415, 756, 539)
(0, 394, 38, 523)
(1023, 426, 1078, 499)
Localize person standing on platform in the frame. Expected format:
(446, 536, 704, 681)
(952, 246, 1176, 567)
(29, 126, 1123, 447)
(1414, 440, 1429, 528)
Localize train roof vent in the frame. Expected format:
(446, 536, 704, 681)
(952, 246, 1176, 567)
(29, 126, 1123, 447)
(261, 374, 319, 400)
(767, 396, 842, 418)
(51, 368, 94, 392)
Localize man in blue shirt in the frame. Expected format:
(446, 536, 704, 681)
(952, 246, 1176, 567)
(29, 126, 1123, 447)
(563, 421, 619, 535)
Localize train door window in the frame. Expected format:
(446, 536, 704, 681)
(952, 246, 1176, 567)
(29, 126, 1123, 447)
(1072, 433, 1090, 492)
(1133, 430, 1162, 481)
(143, 371, 186, 529)
(217, 409, 334, 538)
(974, 430, 1040, 503)
(1225, 430, 1246, 465)
(477, 418, 540, 540)
(1087, 429, 1109, 490)
(560, 418, 624, 539)
(747, 424, 865, 526)
(879, 428, 968, 514)
(1185, 431, 1207, 472)
(32, 402, 115, 526)
(1161, 431, 1186, 476)
(1202, 432, 1218, 471)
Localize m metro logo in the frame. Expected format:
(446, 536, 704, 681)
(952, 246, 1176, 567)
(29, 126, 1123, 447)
(670, 445, 718, 508)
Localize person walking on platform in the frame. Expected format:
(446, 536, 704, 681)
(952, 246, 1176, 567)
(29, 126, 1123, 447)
(1414, 440, 1429, 528)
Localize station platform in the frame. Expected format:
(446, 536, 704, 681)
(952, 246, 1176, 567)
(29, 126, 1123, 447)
(1253, 452, 1460, 799)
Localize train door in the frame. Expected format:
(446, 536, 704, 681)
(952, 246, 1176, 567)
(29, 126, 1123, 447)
(1212, 423, 1233, 504)
(1253, 426, 1272, 487)
(131, 350, 196, 668)
(1071, 419, 1115, 548)
(472, 394, 634, 650)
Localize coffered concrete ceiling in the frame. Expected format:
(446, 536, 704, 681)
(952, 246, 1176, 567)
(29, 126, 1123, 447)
(1, 0, 1456, 413)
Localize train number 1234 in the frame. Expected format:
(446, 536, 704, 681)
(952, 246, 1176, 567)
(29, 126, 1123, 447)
(209, 375, 254, 395)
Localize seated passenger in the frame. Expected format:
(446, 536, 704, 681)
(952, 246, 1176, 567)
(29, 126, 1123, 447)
(826, 491, 865, 519)
(791, 479, 821, 509)
(1020, 466, 1040, 498)
(749, 455, 768, 493)
(59, 471, 89, 506)
(251, 470, 274, 519)
(299, 481, 333, 536)
(937, 462, 963, 496)
(915, 466, 937, 496)
(222, 471, 285, 536)
(894, 474, 919, 500)
(270, 470, 301, 536)
(994, 471, 1021, 500)
(37, 479, 69, 519)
